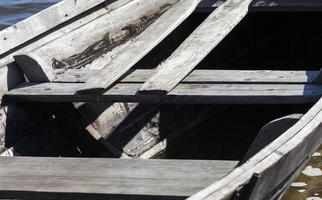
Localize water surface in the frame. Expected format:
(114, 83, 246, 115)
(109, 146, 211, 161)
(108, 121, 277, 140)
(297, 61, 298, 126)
(0, 0, 60, 30)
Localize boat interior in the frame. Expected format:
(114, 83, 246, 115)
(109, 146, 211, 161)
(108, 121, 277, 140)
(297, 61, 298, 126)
(1, 0, 322, 199)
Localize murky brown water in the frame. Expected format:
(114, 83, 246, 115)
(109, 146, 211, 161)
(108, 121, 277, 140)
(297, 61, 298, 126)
(283, 145, 322, 200)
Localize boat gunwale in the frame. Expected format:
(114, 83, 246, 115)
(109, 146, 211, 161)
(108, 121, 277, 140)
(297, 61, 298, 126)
(189, 97, 322, 199)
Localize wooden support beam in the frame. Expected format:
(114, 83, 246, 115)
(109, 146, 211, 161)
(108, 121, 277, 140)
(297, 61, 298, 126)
(78, 0, 202, 93)
(5, 82, 322, 104)
(53, 69, 319, 84)
(13, 0, 205, 158)
(0, 157, 238, 199)
(14, 0, 179, 77)
(0, 0, 133, 69)
(139, 0, 252, 94)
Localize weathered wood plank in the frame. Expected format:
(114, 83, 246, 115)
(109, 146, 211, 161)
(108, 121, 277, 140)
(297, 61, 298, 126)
(78, 0, 201, 93)
(0, 0, 109, 56)
(22, 0, 178, 75)
(242, 114, 303, 163)
(0, 157, 237, 199)
(12, 0, 196, 158)
(0, 0, 132, 71)
(188, 98, 322, 200)
(139, 0, 252, 94)
(54, 69, 319, 84)
(5, 82, 322, 104)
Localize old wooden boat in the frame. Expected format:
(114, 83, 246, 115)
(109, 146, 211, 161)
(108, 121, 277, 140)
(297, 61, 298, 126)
(0, 0, 322, 199)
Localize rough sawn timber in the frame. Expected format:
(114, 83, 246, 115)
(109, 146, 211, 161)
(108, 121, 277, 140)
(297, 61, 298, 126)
(5, 82, 322, 104)
(139, 0, 253, 94)
(0, 0, 110, 56)
(12, 0, 208, 158)
(53, 69, 319, 84)
(14, 0, 179, 76)
(0, 0, 133, 70)
(78, 0, 202, 93)
(0, 157, 238, 199)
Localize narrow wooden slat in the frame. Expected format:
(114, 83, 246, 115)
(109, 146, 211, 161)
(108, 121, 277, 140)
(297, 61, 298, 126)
(78, 0, 202, 93)
(5, 82, 322, 104)
(139, 0, 252, 94)
(17, 0, 178, 76)
(0, 0, 109, 56)
(0, 157, 237, 199)
(54, 69, 319, 84)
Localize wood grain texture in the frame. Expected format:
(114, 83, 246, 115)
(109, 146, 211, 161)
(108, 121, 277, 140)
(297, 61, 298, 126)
(30, 0, 178, 72)
(0, 0, 132, 69)
(5, 82, 322, 104)
(78, 0, 201, 93)
(0, 157, 237, 199)
(0, 0, 108, 56)
(54, 69, 319, 84)
(188, 98, 322, 199)
(4, 0, 181, 159)
(139, 0, 252, 94)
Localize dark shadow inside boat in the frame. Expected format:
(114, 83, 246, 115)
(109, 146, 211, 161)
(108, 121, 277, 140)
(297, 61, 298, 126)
(3, 102, 313, 162)
(3, 11, 322, 163)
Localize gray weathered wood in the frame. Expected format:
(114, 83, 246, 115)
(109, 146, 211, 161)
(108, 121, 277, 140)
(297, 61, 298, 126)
(188, 98, 322, 200)
(5, 82, 322, 104)
(1, 0, 175, 158)
(78, 0, 201, 93)
(242, 114, 303, 163)
(0, 157, 237, 199)
(17, 0, 177, 76)
(54, 69, 319, 84)
(26, 0, 178, 73)
(0, 0, 133, 69)
(139, 0, 252, 94)
(7, 0, 188, 159)
(9, 0, 200, 159)
(0, 0, 109, 56)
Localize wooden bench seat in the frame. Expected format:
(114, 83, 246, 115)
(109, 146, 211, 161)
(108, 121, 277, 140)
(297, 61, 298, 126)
(4, 82, 322, 104)
(4, 69, 322, 104)
(0, 157, 238, 200)
(53, 69, 319, 84)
